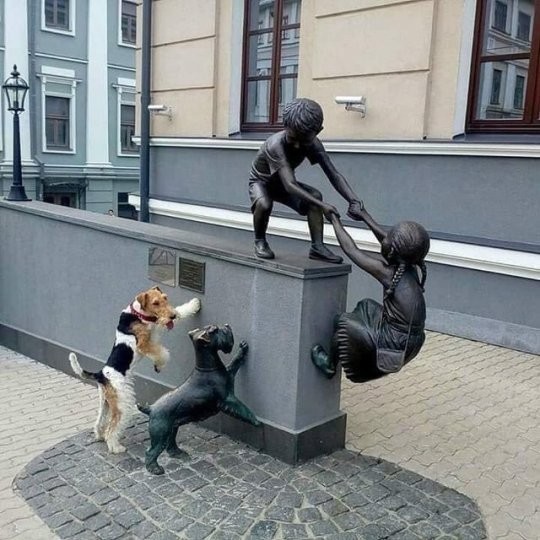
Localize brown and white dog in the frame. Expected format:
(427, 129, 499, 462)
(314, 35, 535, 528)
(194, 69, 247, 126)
(69, 286, 200, 454)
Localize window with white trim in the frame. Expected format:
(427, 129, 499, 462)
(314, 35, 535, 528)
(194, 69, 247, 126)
(43, 0, 73, 34)
(116, 85, 138, 155)
(121, 0, 137, 45)
(40, 75, 77, 153)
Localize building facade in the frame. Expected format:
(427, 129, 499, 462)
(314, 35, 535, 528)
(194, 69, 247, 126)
(0, 0, 139, 216)
(134, 0, 540, 353)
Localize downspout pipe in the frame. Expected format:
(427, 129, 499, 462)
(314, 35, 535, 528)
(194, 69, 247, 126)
(139, 0, 152, 222)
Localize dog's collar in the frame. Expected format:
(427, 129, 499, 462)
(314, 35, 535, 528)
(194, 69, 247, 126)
(130, 303, 157, 324)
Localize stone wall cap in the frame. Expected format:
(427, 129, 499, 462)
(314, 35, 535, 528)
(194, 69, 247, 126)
(0, 200, 351, 279)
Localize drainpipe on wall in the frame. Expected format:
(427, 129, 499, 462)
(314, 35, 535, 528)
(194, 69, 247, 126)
(139, 0, 152, 223)
(28, 0, 42, 200)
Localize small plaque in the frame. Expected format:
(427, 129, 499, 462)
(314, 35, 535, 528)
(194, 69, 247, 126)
(148, 247, 177, 287)
(178, 257, 205, 293)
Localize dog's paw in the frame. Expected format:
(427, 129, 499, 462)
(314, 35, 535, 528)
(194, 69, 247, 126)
(154, 365, 161, 373)
(146, 462, 165, 475)
(239, 341, 249, 354)
(109, 443, 126, 454)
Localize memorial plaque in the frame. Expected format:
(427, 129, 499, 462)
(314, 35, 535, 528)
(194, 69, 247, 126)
(178, 257, 205, 293)
(148, 247, 177, 287)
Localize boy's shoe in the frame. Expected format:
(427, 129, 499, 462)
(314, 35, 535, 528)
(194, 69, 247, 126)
(309, 245, 343, 264)
(254, 239, 275, 259)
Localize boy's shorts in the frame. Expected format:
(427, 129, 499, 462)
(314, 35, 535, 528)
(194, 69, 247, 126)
(249, 179, 321, 216)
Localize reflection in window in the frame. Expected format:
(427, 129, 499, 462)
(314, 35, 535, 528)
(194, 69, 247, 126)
(493, 1, 508, 32)
(490, 69, 502, 104)
(514, 74, 526, 108)
(468, 0, 539, 131)
(517, 11, 531, 41)
(242, 0, 302, 129)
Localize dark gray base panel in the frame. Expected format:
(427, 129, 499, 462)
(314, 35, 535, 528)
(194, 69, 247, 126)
(0, 323, 345, 464)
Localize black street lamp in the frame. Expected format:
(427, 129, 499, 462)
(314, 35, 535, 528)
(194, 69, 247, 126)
(3, 65, 30, 201)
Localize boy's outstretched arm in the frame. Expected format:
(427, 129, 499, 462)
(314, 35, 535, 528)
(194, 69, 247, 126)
(318, 154, 361, 204)
(279, 166, 339, 217)
(330, 214, 391, 284)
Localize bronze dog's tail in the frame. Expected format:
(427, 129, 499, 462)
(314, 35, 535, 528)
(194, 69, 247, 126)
(69, 353, 101, 381)
(137, 404, 151, 415)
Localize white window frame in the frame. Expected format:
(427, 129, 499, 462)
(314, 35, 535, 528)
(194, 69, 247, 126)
(118, 0, 137, 48)
(39, 67, 79, 154)
(42, 0, 76, 37)
(114, 78, 137, 157)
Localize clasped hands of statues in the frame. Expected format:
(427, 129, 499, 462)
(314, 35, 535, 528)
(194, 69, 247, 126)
(322, 198, 365, 224)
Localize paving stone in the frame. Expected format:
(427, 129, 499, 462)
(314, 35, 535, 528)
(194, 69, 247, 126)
(183, 523, 215, 540)
(248, 520, 279, 539)
(84, 512, 112, 532)
(130, 520, 161, 538)
(265, 505, 295, 522)
(114, 508, 145, 529)
(332, 511, 365, 531)
(70, 502, 101, 521)
(95, 522, 127, 540)
(308, 520, 339, 536)
(396, 504, 429, 524)
(296, 507, 322, 523)
(280, 523, 308, 538)
(56, 521, 86, 538)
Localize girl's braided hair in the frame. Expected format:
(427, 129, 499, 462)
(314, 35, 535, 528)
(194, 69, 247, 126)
(384, 221, 430, 299)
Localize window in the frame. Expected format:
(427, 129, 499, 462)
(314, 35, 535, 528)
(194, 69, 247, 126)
(44, 0, 71, 32)
(518, 11, 532, 41)
(116, 84, 138, 156)
(241, 0, 302, 130)
(45, 96, 70, 149)
(493, 1, 508, 32)
(514, 74, 526, 108)
(121, 1, 137, 45)
(121, 105, 137, 153)
(467, 0, 540, 132)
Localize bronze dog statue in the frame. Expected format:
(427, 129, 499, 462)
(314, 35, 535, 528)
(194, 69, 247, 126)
(139, 324, 261, 475)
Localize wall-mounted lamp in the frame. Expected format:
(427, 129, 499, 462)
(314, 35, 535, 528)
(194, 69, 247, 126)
(335, 96, 366, 118)
(148, 104, 172, 120)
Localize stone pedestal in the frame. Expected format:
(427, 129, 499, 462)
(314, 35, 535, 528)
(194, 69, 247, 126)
(195, 251, 351, 464)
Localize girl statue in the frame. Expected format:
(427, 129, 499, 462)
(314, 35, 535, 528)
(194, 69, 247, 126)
(312, 205, 430, 382)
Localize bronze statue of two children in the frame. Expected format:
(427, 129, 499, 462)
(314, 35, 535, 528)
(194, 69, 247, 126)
(249, 98, 430, 383)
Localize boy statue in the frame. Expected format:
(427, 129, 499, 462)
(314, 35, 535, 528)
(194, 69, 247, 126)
(249, 98, 363, 263)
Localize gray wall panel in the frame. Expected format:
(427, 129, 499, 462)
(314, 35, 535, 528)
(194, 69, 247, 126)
(150, 146, 540, 247)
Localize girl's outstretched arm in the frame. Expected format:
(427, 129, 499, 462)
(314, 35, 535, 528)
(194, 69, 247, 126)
(330, 214, 391, 284)
(355, 206, 387, 244)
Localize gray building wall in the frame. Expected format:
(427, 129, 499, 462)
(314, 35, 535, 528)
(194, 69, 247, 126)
(0, 0, 139, 215)
(146, 145, 540, 353)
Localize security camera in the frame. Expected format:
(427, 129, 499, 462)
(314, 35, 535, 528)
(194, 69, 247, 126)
(334, 96, 366, 117)
(335, 96, 365, 105)
(147, 104, 167, 112)
(147, 104, 172, 119)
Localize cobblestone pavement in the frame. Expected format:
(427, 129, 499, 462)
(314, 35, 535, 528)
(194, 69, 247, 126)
(0, 346, 95, 540)
(344, 332, 540, 540)
(0, 334, 538, 539)
(15, 418, 485, 539)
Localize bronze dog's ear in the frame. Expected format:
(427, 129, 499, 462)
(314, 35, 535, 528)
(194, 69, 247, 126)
(136, 292, 149, 309)
(188, 328, 210, 344)
(151, 286, 163, 293)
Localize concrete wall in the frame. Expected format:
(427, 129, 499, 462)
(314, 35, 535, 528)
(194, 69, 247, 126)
(0, 200, 350, 460)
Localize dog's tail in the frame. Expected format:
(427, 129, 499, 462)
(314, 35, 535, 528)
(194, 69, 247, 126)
(137, 403, 151, 415)
(69, 353, 100, 381)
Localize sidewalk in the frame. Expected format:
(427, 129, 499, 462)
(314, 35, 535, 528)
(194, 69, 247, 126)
(345, 333, 540, 539)
(0, 334, 538, 539)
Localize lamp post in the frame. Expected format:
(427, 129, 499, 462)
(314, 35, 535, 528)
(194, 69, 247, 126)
(3, 65, 30, 201)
